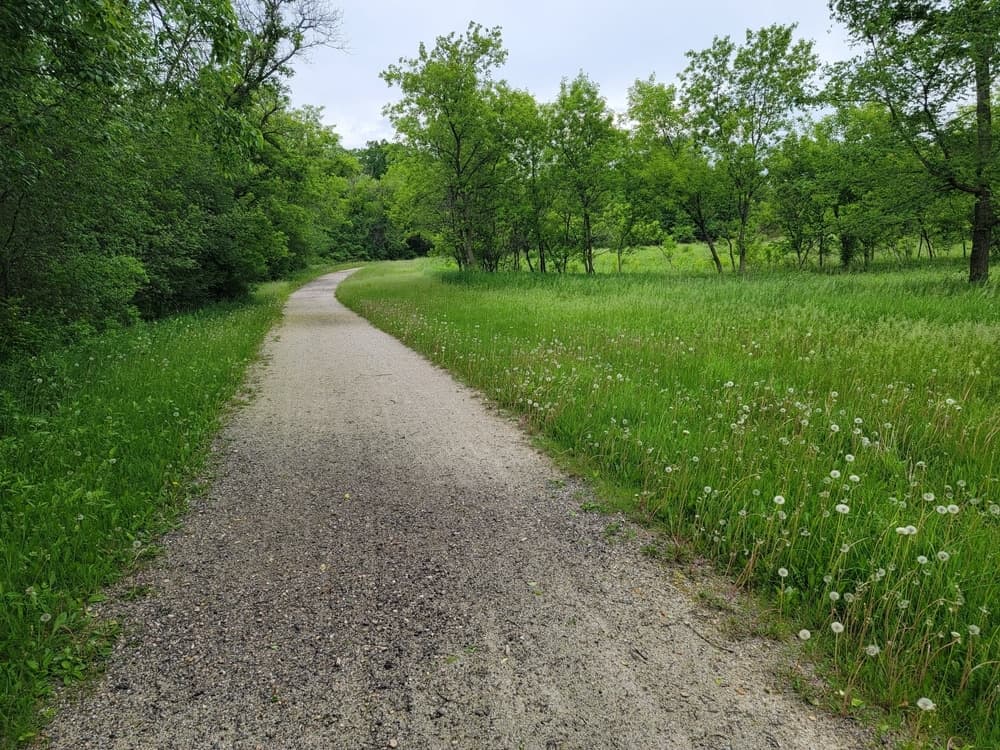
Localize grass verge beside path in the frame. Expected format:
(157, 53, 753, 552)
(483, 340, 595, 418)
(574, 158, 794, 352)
(0, 264, 355, 748)
(338, 260, 1000, 748)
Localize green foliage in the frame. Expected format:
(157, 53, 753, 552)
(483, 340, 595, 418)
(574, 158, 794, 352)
(381, 23, 510, 269)
(830, 0, 999, 282)
(551, 74, 621, 274)
(341, 259, 1000, 747)
(681, 25, 819, 272)
(0, 0, 355, 360)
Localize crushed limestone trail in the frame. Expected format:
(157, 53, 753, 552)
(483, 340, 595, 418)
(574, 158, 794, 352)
(44, 270, 870, 749)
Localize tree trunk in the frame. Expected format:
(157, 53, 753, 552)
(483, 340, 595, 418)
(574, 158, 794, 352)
(583, 210, 594, 274)
(705, 238, 723, 274)
(970, 46, 992, 283)
(970, 190, 992, 283)
(737, 223, 748, 274)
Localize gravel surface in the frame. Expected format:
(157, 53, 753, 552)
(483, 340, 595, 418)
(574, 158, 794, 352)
(42, 270, 872, 749)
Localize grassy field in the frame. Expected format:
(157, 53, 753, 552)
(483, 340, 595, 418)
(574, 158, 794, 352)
(338, 259, 1000, 747)
(0, 264, 353, 747)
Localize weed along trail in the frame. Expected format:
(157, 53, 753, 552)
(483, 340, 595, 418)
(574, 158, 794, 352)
(43, 270, 868, 750)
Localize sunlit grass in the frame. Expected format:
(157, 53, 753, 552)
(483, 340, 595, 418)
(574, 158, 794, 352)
(338, 259, 1000, 746)
(0, 264, 353, 747)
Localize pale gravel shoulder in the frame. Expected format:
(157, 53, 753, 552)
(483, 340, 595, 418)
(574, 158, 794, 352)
(41, 270, 878, 750)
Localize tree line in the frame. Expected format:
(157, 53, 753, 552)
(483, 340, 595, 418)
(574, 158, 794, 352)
(3, 1, 996, 360)
(0, 0, 424, 361)
(379, 2, 998, 282)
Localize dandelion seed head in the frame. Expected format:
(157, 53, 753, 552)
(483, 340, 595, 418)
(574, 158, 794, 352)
(916, 697, 936, 712)
(835, 504, 850, 515)
(937, 551, 950, 562)
(40, 613, 51, 623)
(829, 591, 840, 602)
(830, 470, 842, 480)
(968, 625, 981, 636)
(865, 644, 881, 657)
(831, 621, 844, 634)
(845, 454, 855, 463)
(773, 495, 785, 506)
(778, 567, 789, 578)
(798, 629, 811, 641)
(917, 555, 929, 565)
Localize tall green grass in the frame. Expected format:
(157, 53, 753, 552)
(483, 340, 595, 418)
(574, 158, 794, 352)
(0, 265, 351, 747)
(338, 260, 1000, 746)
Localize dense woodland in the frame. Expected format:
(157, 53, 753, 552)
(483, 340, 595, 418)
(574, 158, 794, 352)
(2, 0, 998, 360)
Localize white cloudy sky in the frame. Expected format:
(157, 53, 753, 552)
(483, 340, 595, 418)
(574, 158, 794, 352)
(287, 0, 854, 148)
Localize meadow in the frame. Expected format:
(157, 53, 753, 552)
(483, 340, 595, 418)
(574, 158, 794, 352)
(337, 258, 1000, 746)
(0, 266, 346, 747)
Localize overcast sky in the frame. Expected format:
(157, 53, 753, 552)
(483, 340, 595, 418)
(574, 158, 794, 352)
(287, 0, 854, 149)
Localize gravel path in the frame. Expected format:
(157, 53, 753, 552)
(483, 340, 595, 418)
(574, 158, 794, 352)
(43, 270, 871, 749)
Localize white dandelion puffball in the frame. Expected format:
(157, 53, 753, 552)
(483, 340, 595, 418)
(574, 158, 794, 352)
(865, 644, 881, 657)
(916, 697, 936, 711)
(798, 629, 811, 641)
(831, 621, 844, 634)
(835, 504, 850, 515)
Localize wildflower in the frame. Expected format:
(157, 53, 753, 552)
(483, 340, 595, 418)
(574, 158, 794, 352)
(703, 486, 712, 495)
(830, 424, 840, 433)
(798, 629, 811, 641)
(989, 504, 999, 516)
(895, 526, 917, 536)
(773, 495, 785, 506)
(968, 625, 981, 636)
(916, 697, 936, 711)
(936, 506, 948, 515)
(40, 613, 51, 623)
(865, 644, 881, 657)
(844, 454, 855, 463)
(916, 555, 929, 565)
(898, 599, 910, 610)
(849, 474, 860, 483)
(829, 591, 840, 602)
(830, 469, 842, 480)
(835, 504, 850, 515)
(936, 551, 950, 562)
(778, 567, 789, 578)
(947, 504, 959, 515)
(843, 593, 855, 603)
(922, 492, 935, 502)
(831, 621, 844, 634)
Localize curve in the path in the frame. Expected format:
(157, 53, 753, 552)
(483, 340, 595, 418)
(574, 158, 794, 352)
(43, 270, 868, 750)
